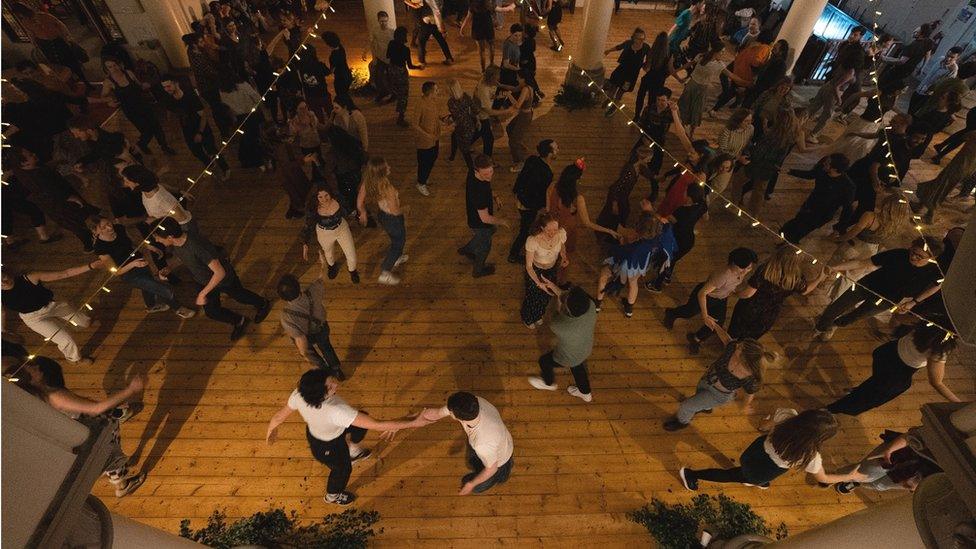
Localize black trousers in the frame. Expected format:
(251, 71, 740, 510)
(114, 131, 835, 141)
(508, 208, 539, 260)
(671, 282, 728, 341)
(202, 276, 265, 326)
(538, 351, 591, 394)
(935, 110, 976, 157)
(307, 325, 342, 371)
(908, 92, 930, 115)
(1, 186, 45, 235)
(465, 443, 514, 493)
(183, 126, 229, 170)
(417, 143, 439, 185)
(827, 340, 916, 416)
(780, 209, 833, 244)
(307, 424, 368, 494)
(476, 118, 494, 157)
(418, 22, 453, 63)
(815, 285, 890, 332)
(129, 109, 171, 152)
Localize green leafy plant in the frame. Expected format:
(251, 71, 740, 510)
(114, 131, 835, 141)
(350, 67, 371, 96)
(179, 508, 381, 549)
(628, 494, 787, 549)
(553, 84, 600, 111)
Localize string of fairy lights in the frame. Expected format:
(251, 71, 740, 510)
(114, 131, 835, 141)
(515, 0, 957, 341)
(3, 6, 338, 381)
(3, 2, 958, 381)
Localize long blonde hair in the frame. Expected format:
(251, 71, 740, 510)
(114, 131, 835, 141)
(759, 245, 806, 292)
(361, 156, 397, 209)
(873, 193, 910, 241)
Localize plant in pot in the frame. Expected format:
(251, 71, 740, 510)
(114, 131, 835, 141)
(553, 83, 601, 111)
(179, 508, 381, 548)
(628, 494, 787, 548)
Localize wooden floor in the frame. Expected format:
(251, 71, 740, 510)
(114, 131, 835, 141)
(5, 4, 974, 546)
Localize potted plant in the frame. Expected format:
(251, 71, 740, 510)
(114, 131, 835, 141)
(179, 508, 381, 548)
(628, 494, 787, 549)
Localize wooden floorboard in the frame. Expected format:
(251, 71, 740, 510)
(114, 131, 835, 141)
(3, 3, 974, 545)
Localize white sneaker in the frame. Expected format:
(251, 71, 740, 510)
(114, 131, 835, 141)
(528, 377, 557, 391)
(378, 271, 401, 285)
(393, 254, 409, 267)
(416, 183, 430, 196)
(567, 386, 592, 402)
(146, 304, 171, 314)
(175, 307, 196, 319)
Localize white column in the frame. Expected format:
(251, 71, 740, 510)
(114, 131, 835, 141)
(364, 0, 397, 37)
(776, 0, 830, 74)
(563, 0, 615, 90)
(142, 0, 191, 68)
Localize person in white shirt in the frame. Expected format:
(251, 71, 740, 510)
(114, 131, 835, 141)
(417, 392, 514, 495)
(363, 10, 396, 102)
(266, 369, 424, 506)
(120, 164, 199, 236)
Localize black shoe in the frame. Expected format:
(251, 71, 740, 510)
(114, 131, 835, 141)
(686, 332, 701, 355)
(137, 143, 151, 154)
(461, 471, 478, 485)
(230, 318, 250, 341)
(162, 146, 178, 156)
(507, 254, 522, 264)
(835, 482, 859, 494)
(679, 467, 699, 491)
(254, 299, 271, 323)
(350, 270, 360, 284)
(457, 247, 476, 260)
(327, 263, 341, 279)
(663, 417, 689, 431)
(325, 491, 357, 506)
(285, 208, 304, 219)
(331, 367, 346, 381)
(645, 279, 663, 293)
(663, 308, 675, 330)
(622, 299, 633, 318)
(473, 264, 496, 278)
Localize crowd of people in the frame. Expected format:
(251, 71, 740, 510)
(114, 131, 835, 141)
(1, 0, 971, 513)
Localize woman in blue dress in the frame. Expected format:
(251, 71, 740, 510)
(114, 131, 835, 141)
(595, 211, 677, 318)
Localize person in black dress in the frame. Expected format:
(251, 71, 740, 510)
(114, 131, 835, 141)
(602, 28, 651, 118)
(727, 245, 826, 340)
(545, 0, 564, 51)
(322, 32, 354, 104)
(462, 0, 498, 72)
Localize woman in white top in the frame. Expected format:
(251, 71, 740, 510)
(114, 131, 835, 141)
(219, 74, 273, 171)
(677, 48, 749, 139)
(825, 194, 909, 299)
(680, 408, 863, 490)
(120, 164, 198, 236)
(827, 325, 961, 416)
(266, 369, 424, 506)
(333, 95, 369, 152)
(521, 212, 568, 328)
(357, 156, 408, 285)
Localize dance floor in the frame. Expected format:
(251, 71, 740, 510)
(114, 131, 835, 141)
(5, 4, 973, 546)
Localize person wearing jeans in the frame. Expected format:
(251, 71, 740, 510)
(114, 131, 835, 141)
(415, 392, 515, 495)
(277, 275, 343, 379)
(358, 156, 409, 285)
(528, 284, 597, 402)
(459, 154, 509, 277)
(2, 268, 94, 365)
(155, 218, 270, 342)
(664, 247, 757, 355)
(664, 328, 765, 431)
(266, 370, 426, 506)
(88, 216, 195, 318)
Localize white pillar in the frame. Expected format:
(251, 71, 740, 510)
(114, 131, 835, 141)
(364, 0, 397, 37)
(142, 0, 191, 68)
(776, 0, 830, 74)
(563, 0, 615, 90)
